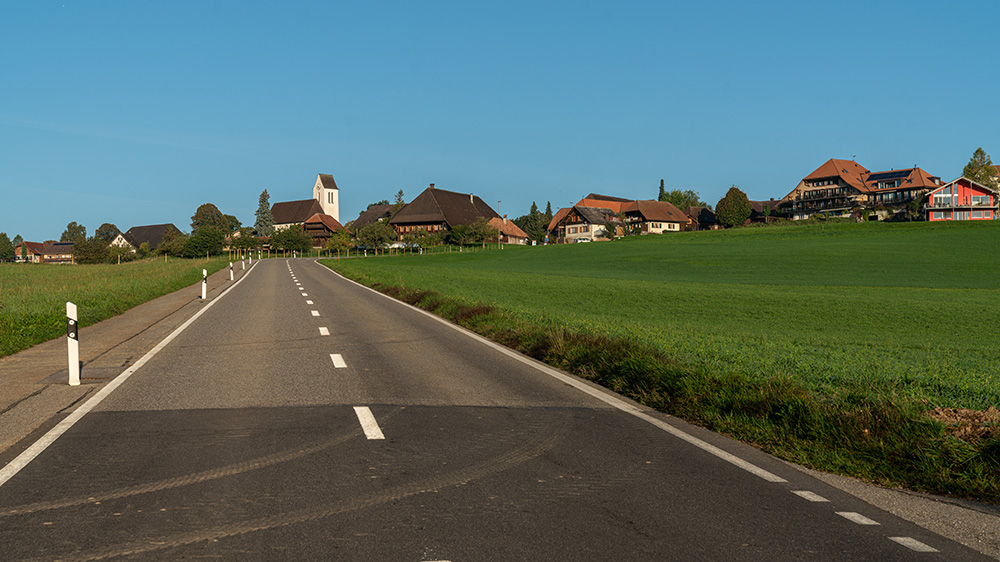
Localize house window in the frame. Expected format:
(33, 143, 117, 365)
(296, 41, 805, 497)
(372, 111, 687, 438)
(932, 212, 943, 220)
(972, 194, 990, 206)
(581, 225, 589, 233)
(973, 210, 984, 219)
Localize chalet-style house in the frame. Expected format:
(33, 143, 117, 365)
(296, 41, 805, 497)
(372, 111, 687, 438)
(547, 194, 689, 242)
(303, 213, 348, 247)
(13, 241, 44, 263)
(271, 173, 341, 231)
(488, 217, 530, 245)
(778, 159, 942, 220)
(551, 206, 620, 243)
(925, 178, 999, 221)
(685, 207, 720, 230)
(110, 224, 181, 253)
(27, 241, 74, 264)
(388, 184, 500, 239)
(620, 200, 689, 233)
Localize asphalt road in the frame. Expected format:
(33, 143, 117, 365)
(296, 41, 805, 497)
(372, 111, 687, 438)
(0, 258, 992, 561)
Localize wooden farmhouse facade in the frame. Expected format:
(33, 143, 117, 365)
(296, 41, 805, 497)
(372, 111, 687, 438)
(388, 184, 499, 240)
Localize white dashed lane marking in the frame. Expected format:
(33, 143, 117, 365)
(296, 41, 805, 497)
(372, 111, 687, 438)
(319, 327, 330, 336)
(836, 512, 880, 526)
(792, 490, 829, 502)
(354, 406, 385, 440)
(301, 293, 308, 297)
(330, 354, 347, 368)
(889, 537, 939, 553)
(306, 300, 314, 305)
(311, 310, 320, 317)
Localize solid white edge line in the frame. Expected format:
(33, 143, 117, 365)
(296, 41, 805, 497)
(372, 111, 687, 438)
(888, 537, 939, 553)
(836, 512, 880, 525)
(330, 354, 347, 368)
(0, 261, 261, 489)
(792, 490, 830, 502)
(354, 406, 385, 440)
(314, 261, 787, 484)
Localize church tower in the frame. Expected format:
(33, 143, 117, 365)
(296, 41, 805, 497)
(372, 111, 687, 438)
(313, 173, 340, 222)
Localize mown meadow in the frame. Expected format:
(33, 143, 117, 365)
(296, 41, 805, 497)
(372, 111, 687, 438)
(322, 220, 1000, 501)
(0, 257, 231, 357)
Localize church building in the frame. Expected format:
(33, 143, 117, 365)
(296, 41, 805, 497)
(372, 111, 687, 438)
(271, 173, 341, 231)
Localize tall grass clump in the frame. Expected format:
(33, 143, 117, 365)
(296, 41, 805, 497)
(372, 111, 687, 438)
(0, 257, 230, 357)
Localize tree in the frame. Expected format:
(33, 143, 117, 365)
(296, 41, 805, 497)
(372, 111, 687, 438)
(61, 221, 87, 243)
(0, 233, 13, 262)
(715, 186, 752, 228)
(73, 236, 110, 264)
(14, 235, 25, 261)
(254, 190, 275, 237)
(324, 230, 354, 254)
(355, 222, 395, 249)
(469, 217, 496, 246)
(231, 227, 261, 251)
(95, 223, 120, 243)
(448, 224, 474, 246)
(224, 215, 241, 233)
(660, 188, 710, 210)
(183, 226, 224, 258)
(191, 203, 228, 233)
(657, 179, 667, 201)
(366, 199, 390, 210)
(513, 201, 546, 242)
(158, 229, 188, 257)
(962, 147, 999, 190)
(392, 190, 406, 215)
(270, 225, 313, 253)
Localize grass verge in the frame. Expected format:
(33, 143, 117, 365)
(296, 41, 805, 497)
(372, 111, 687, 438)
(323, 262, 1000, 504)
(0, 257, 231, 358)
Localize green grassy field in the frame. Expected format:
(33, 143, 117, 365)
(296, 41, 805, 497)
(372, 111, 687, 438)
(326, 220, 1000, 409)
(0, 257, 230, 357)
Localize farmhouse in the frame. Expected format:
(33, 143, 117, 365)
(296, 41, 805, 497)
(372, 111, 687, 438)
(620, 200, 688, 233)
(41, 241, 74, 264)
(550, 205, 620, 243)
(271, 173, 340, 231)
(350, 204, 394, 230)
(488, 217, 530, 245)
(110, 224, 181, 253)
(925, 177, 999, 221)
(302, 213, 348, 247)
(13, 241, 44, 263)
(686, 206, 720, 230)
(778, 159, 942, 220)
(388, 184, 500, 240)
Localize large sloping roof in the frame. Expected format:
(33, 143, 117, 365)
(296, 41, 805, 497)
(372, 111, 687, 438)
(272, 199, 323, 225)
(389, 186, 499, 228)
(804, 159, 871, 192)
(352, 204, 394, 229)
(42, 241, 74, 255)
(572, 206, 617, 225)
(577, 193, 631, 213)
(124, 224, 179, 250)
(547, 207, 571, 231)
(866, 167, 940, 192)
(686, 206, 718, 225)
(622, 200, 688, 222)
(304, 213, 347, 233)
(488, 217, 529, 239)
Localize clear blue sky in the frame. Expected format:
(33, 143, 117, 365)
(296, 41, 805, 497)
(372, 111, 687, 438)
(3, 0, 998, 242)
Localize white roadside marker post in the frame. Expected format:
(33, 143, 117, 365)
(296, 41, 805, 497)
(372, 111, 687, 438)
(242, 259, 245, 270)
(66, 302, 80, 386)
(249, 253, 253, 265)
(201, 269, 207, 300)
(229, 262, 234, 281)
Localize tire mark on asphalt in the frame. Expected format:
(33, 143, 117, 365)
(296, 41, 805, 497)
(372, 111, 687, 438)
(1, 408, 404, 517)
(23, 413, 567, 562)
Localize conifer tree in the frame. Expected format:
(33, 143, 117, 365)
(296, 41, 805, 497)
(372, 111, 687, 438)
(962, 148, 999, 190)
(255, 189, 275, 237)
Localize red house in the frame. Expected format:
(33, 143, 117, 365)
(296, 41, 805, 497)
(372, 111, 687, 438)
(925, 178, 998, 221)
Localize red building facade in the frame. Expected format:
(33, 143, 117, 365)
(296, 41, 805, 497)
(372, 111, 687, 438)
(925, 178, 998, 221)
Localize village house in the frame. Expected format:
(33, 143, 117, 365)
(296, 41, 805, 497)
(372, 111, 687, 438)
(550, 205, 620, 243)
(778, 159, 942, 220)
(620, 200, 689, 234)
(685, 206, 720, 230)
(925, 177, 999, 221)
(388, 184, 500, 240)
(13, 241, 44, 263)
(488, 217, 530, 245)
(110, 224, 181, 253)
(350, 204, 394, 230)
(547, 194, 690, 242)
(303, 213, 348, 247)
(41, 241, 74, 264)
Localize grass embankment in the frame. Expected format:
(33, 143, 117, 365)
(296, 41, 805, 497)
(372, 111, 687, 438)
(0, 257, 231, 357)
(321, 220, 1000, 503)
